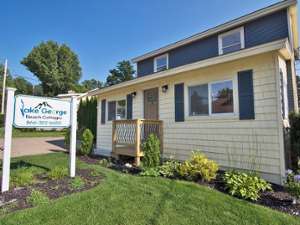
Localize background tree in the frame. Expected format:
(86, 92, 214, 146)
(81, 79, 103, 91)
(0, 64, 15, 88)
(14, 77, 33, 95)
(106, 60, 135, 86)
(21, 41, 82, 96)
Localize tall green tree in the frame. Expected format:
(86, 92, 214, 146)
(14, 77, 33, 95)
(21, 41, 82, 96)
(106, 60, 135, 86)
(81, 79, 103, 91)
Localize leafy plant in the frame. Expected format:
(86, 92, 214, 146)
(289, 112, 300, 171)
(140, 167, 160, 177)
(27, 190, 49, 206)
(223, 171, 272, 201)
(177, 152, 218, 182)
(98, 158, 111, 168)
(48, 166, 68, 180)
(80, 128, 94, 155)
(159, 160, 180, 178)
(70, 177, 85, 190)
(285, 172, 300, 199)
(11, 169, 34, 187)
(142, 134, 160, 168)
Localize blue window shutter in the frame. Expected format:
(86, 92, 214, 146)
(174, 83, 185, 122)
(238, 70, 255, 120)
(101, 99, 106, 124)
(126, 94, 133, 119)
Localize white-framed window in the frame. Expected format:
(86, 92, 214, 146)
(154, 54, 168, 72)
(107, 99, 126, 121)
(218, 27, 245, 55)
(188, 80, 234, 116)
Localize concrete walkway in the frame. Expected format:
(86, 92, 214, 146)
(0, 137, 66, 158)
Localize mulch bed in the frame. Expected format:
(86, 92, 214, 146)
(0, 168, 102, 214)
(79, 155, 300, 217)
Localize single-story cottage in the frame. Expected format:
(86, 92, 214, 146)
(90, 0, 299, 184)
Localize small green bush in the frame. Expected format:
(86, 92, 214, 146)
(64, 129, 70, 148)
(98, 158, 111, 168)
(223, 171, 272, 201)
(11, 169, 34, 187)
(70, 177, 85, 190)
(142, 134, 160, 168)
(289, 112, 300, 170)
(80, 128, 94, 155)
(159, 160, 180, 178)
(140, 167, 160, 177)
(285, 173, 300, 199)
(177, 152, 219, 182)
(48, 166, 68, 180)
(27, 190, 49, 206)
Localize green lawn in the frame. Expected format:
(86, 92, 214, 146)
(0, 128, 65, 138)
(0, 153, 299, 225)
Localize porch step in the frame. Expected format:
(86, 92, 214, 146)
(93, 148, 111, 157)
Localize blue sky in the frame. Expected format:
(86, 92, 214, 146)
(0, 0, 293, 84)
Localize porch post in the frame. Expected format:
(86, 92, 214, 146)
(135, 119, 141, 166)
(1, 87, 16, 192)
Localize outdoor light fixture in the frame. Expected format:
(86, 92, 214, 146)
(131, 92, 137, 97)
(162, 85, 168, 93)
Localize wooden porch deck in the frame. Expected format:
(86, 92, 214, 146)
(112, 119, 163, 166)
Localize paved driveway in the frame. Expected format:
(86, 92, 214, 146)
(0, 137, 66, 158)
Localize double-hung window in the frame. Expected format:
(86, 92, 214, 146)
(218, 27, 244, 55)
(108, 99, 126, 121)
(154, 54, 168, 72)
(189, 80, 234, 116)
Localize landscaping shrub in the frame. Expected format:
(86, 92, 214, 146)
(80, 128, 94, 155)
(285, 171, 300, 199)
(159, 160, 180, 178)
(289, 112, 300, 171)
(48, 166, 68, 180)
(142, 134, 160, 168)
(27, 190, 49, 206)
(11, 169, 34, 187)
(140, 167, 160, 177)
(98, 158, 111, 168)
(223, 171, 272, 201)
(70, 177, 85, 190)
(177, 152, 218, 182)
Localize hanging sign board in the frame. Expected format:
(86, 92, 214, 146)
(13, 95, 71, 128)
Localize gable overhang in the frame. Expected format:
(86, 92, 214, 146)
(90, 39, 291, 97)
(132, 0, 297, 63)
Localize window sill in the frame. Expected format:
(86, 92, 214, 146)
(186, 113, 239, 121)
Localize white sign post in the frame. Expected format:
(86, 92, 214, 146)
(69, 96, 77, 177)
(1, 88, 16, 192)
(1, 90, 77, 192)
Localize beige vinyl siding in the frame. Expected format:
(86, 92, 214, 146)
(95, 52, 284, 184)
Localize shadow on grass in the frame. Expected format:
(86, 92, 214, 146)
(0, 160, 51, 172)
(146, 181, 176, 225)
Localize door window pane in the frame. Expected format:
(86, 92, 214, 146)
(211, 81, 234, 114)
(189, 84, 209, 116)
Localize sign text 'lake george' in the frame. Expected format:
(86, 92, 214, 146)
(13, 95, 71, 128)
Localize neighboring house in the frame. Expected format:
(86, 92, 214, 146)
(57, 89, 97, 102)
(90, 0, 299, 184)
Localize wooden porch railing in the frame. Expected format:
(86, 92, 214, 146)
(112, 119, 163, 166)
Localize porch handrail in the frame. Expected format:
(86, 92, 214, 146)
(112, 119, 163, 165)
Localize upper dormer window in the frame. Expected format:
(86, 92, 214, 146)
(218, 27, 245, 55)
(154, 54, 168, 72)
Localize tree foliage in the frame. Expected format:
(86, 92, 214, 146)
(77, 97, 97, 140)
(21, 41, 82, 96)
(106, 60, 135, 86)
(81, 79, 103, 91)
